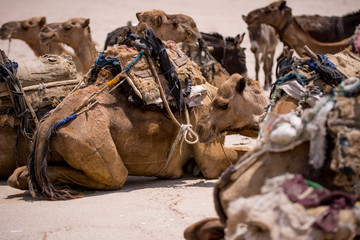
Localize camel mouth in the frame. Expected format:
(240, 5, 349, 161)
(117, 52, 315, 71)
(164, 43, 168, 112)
(220, 124, 259, 135)
(0, 32, 11, 40)
(39, 35, 54, 45)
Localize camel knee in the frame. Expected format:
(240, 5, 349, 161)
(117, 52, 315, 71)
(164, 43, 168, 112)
(7, 166, 29, 190)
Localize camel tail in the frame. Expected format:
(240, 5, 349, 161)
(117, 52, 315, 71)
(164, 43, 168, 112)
(28, 121, 82, 200)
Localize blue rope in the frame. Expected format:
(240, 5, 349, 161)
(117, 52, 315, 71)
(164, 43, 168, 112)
(125, 50, 144, 73)
(276, 72, 307, 86)
(308, 54, 337, 70)
(55, 114, 78, 129)
(55, 50, 145, 130)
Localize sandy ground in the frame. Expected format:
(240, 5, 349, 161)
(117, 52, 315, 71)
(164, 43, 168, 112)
(1, 0, 359, 239)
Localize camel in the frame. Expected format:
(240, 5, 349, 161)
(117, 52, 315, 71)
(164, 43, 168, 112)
(105, 10, 200, 50)
(196, 74, 270, 143)
(0, 17, 72, 57)
(0, 50, 81, 180)
(295, 10, 360, 43)
(242, 1, 352, 56)
(38, 18, 97, 75)
(135, 9, 200, 46)
(5, 41, 272, 200)
(244, 23, 278, 89)
(184, 47, 360, 240)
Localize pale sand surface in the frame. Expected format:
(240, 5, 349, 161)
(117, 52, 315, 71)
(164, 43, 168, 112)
(1, 0, 359, 239)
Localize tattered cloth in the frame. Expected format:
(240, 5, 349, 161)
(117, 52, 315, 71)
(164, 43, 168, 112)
(327, 78, 360, 196)
(325, 49, 360, 79)
(103, 42, 206, 106)
(225, 173, 359, 240)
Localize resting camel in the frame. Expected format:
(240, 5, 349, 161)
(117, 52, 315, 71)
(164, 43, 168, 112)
(186, 82, 339, 240)
(196, 74, 269, 143)
(244, 24, 278, 89)
(105, 10, 200, 50)
(242, 1, 352, 56)
(38, 18, 97, 75)
(184, 48, 359, 240)
(0, 17, 71, 57)
(295, 10, 360, 43)
(135, 9, 200, 46)
(6, 45, 271, 200)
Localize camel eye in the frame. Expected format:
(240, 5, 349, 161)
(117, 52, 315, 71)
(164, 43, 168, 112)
(219, 104, 228, 110)
(72, 22, 76, 25)
(213, 99, 229, 110)
(29, 21, 33, 25)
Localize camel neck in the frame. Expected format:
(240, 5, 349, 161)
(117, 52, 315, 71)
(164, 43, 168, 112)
(278, 16, 350, 56)
(279, 16, 293, 36)
(70, 30, 97, 73)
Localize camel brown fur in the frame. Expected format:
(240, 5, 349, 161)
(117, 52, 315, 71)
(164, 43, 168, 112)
(0, 126, 30, 180)
(38, 18, 97, 74)
(196, 74, 270, 143)
(243, 1, 352, 56)
(295, 10, 360, 43)
(135, 9, 200, 46)
(0, 17, 72, 57)
(244, 23, 278, 89)
(7, 53, 259, 200)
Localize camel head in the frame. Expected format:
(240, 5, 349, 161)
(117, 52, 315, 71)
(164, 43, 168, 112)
(0, 16, 46, 41)
(196, 74, 269, 143)
(39, 18, 90, 46)
(242, 1, 291, 28)
(135, 9, 200, 46)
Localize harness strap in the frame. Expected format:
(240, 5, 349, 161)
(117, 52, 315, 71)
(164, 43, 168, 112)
(279, 16, 293, 36)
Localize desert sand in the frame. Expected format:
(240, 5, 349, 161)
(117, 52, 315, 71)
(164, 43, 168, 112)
(1, 0, 359, 239)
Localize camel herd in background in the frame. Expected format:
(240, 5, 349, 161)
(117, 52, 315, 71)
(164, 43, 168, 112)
(1, 0, 360, 239)
(1, 1, 358, 86)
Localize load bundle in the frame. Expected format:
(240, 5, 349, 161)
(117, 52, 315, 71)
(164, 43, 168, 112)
(88, 28, 208, 111)
(225, 173, 360, 240)
(0, 52, 81, 133)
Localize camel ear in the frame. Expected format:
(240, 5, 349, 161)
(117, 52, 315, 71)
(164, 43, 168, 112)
(279, 1, 287, 10)
(152, 16, 162, 27)
(136, 12, 142, 20)
(242, 15, 247, 22)
(39, 17, 46, 27)
(236, 77, 246, 94)
(82, 18, 90, 28)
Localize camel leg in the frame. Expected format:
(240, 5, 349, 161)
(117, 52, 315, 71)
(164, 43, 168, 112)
(192, 141, 238, 179)
(184, 217, 224, 240)
(7, 166, 29, 190)
(52, 131, 129, 190)
(7, 165, 116, 191)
